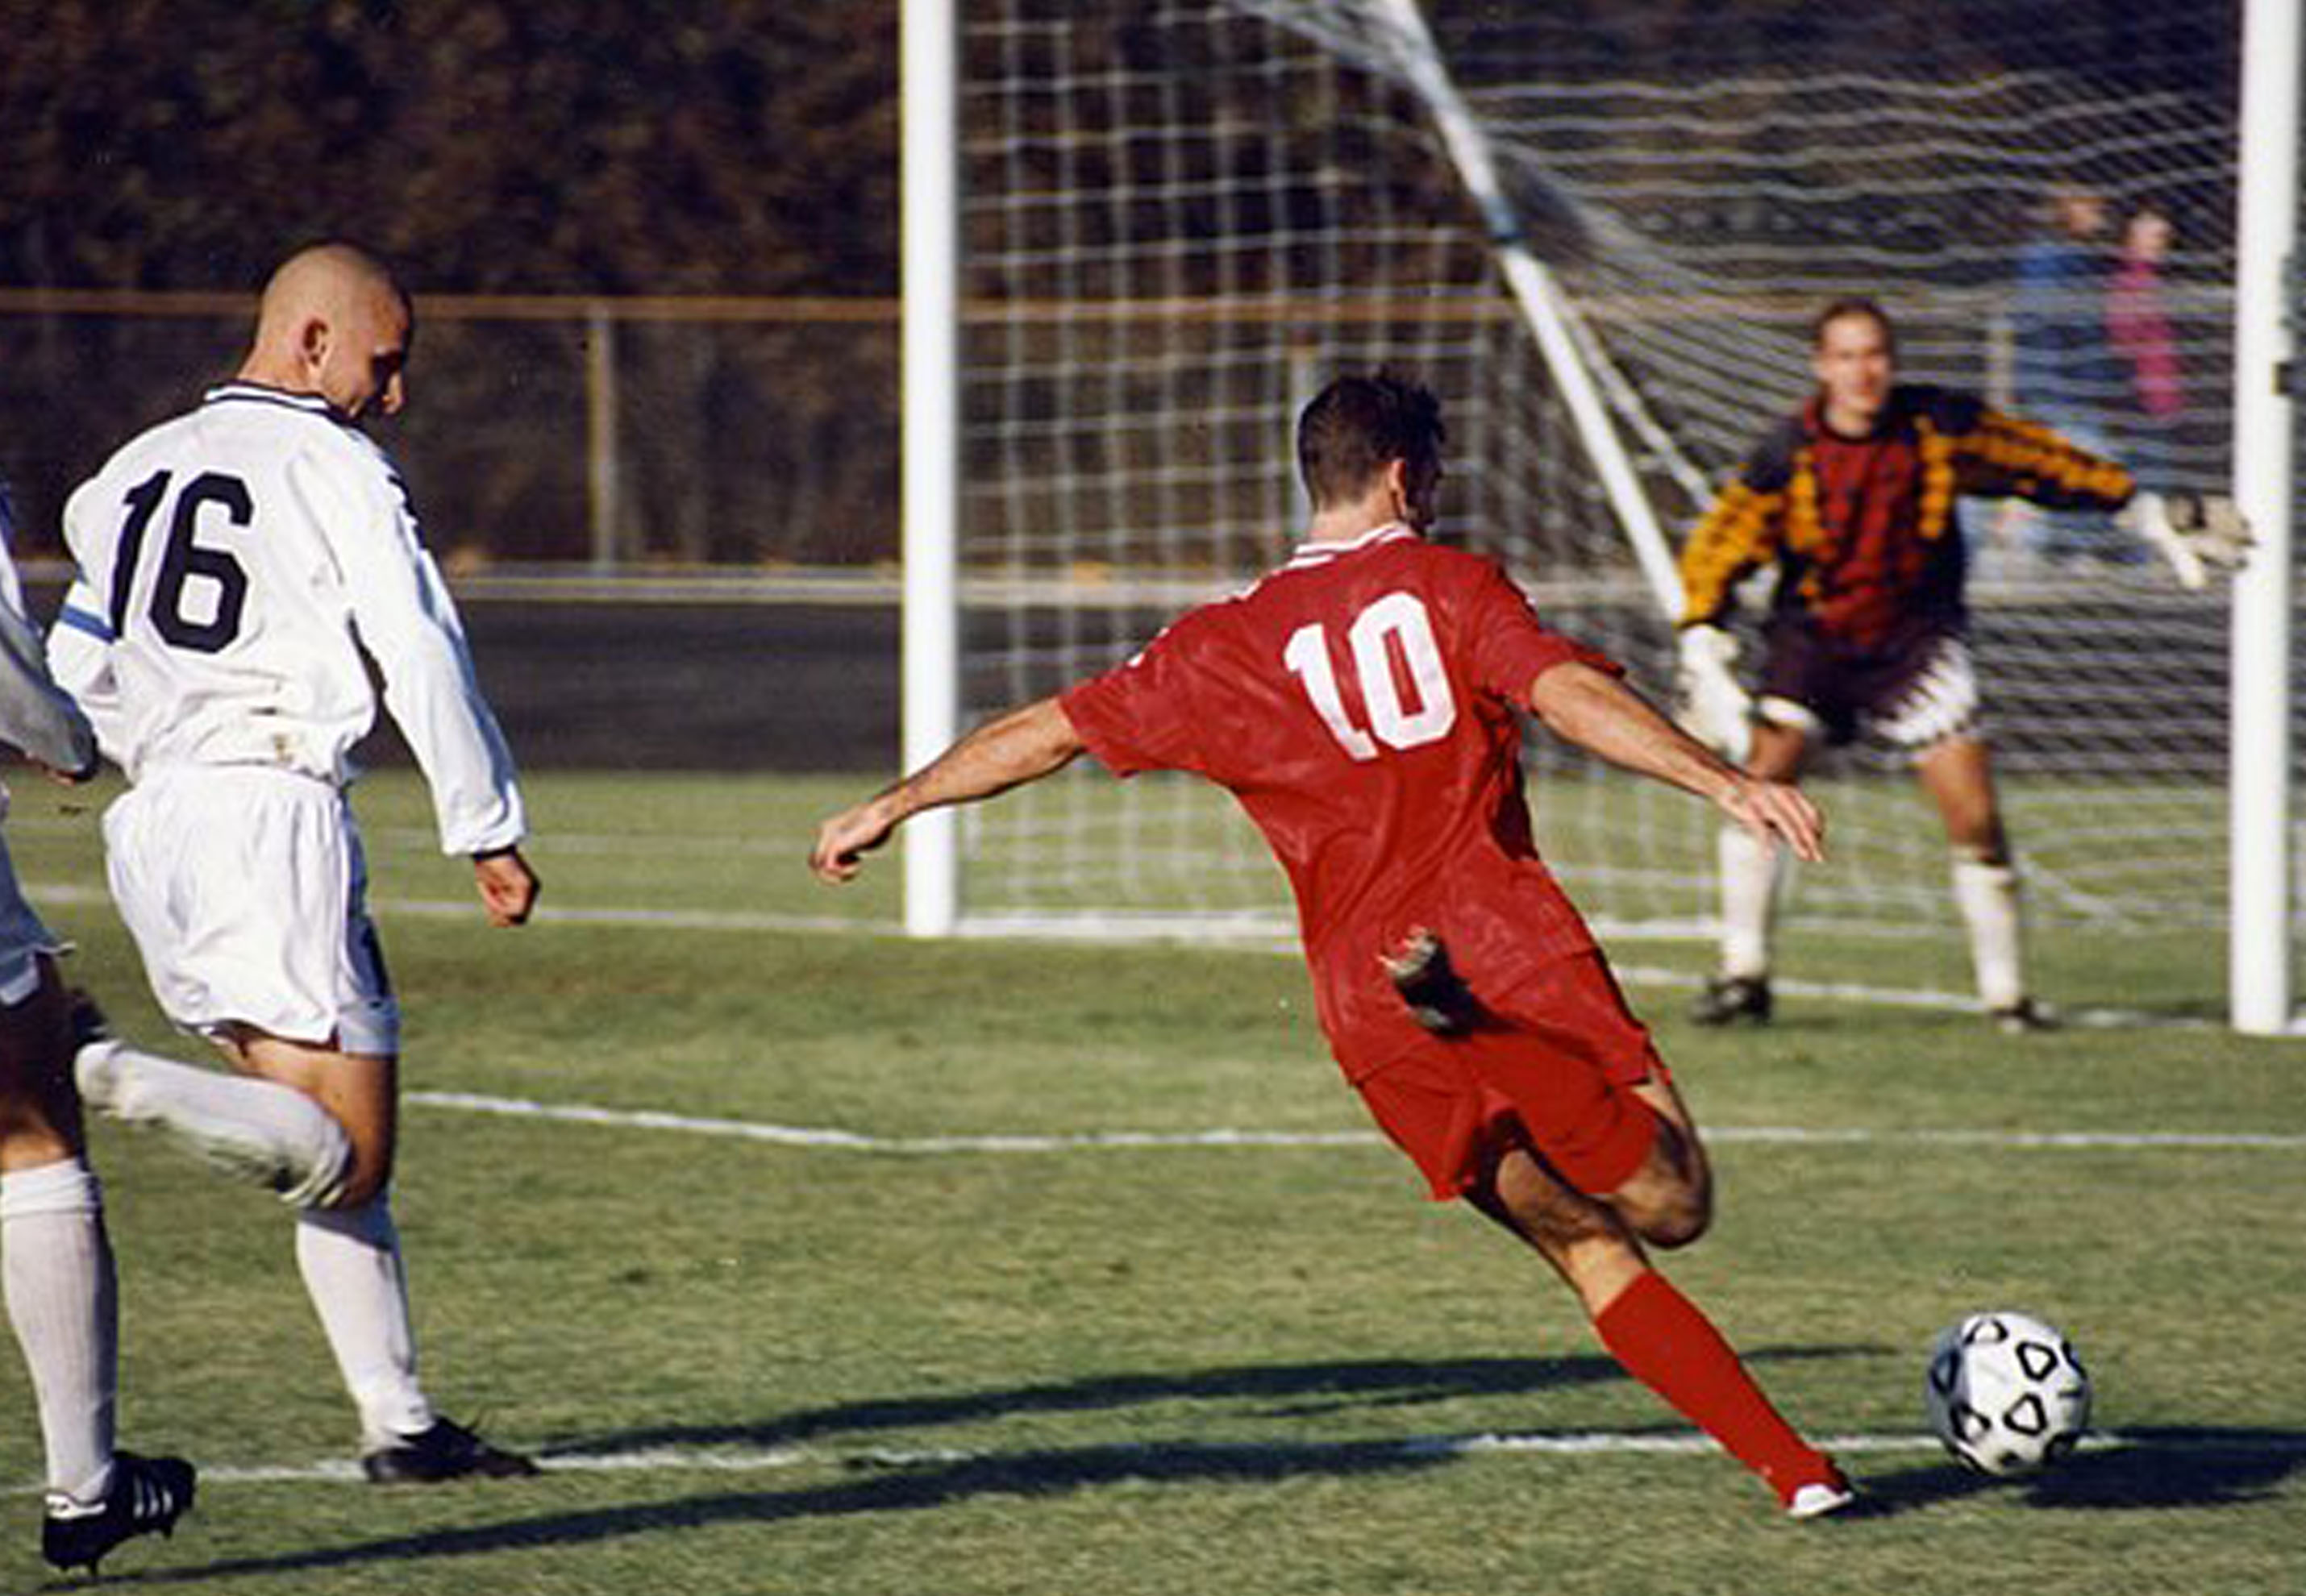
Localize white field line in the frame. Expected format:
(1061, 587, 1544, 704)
(406, 1092, 1380, 1153)
(69, 1425, 2306, 1492)
(19, 881, 2217, 1028)
(24, 880, 881, 938)
(406, 1088, 2306, 1155)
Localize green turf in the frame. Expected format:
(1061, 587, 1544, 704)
(0, 769, 2296, 1594)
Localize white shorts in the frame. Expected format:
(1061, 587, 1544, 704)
(104, 767, 400, 1055)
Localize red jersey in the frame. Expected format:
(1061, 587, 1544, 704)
(1060, 523, 1616, 1079)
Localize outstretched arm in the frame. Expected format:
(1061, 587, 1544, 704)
(811, 696, 1087, 883)
(1527, 662, 1825, 863)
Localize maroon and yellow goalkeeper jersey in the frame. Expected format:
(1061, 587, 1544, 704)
(1061, 524, 1614, 1078)
(1678, 384, 2133, 646)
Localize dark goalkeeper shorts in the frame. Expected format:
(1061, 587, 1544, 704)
(1352, 952, 1666, 1202)
(1757, 617, 1979, 750)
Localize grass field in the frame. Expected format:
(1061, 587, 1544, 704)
(0, 769, 2298, 1594)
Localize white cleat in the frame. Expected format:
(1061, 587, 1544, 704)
(72, 1037, 127, 1113)
(69, 991, 124, 1110)
(1785, 1478, 1859, 1520)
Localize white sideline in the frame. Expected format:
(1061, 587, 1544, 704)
(83, 1425, 2306, 1492)
(406, 1089, 2306, 1154)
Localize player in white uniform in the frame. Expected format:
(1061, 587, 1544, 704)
(47, 243, 540, 1484)
(0, 480, 195, 1573)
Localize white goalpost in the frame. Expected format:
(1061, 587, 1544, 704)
(902, 0, 2300, 1029)
(2228, 0, 2300, 1035)
(901, 0, 963, 936)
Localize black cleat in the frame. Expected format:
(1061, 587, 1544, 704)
(362, 1415, 540, 1484)
(1380, 929, 1487, 1035)
(65, 989, 113, 1052)
(42, 1451, 197, 1574)
(1690, 975, 1772, 1026)
(1989, 997, 2059, 1034)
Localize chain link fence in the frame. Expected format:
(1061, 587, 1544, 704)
(0, 291, 901, 572)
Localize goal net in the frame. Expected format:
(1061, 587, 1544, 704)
(934, 0, 2272, 993)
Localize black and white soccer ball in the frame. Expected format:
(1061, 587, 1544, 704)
(1924, 1311, 2092, 1477)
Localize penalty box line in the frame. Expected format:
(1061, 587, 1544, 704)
(406, 1089, 2306, 1154)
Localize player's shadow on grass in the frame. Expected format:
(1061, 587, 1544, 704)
(543, 1344, 1877, 1456)
(94, 1438, 1460, 1588)
(2032, 1428, 2306, 1509)
(1850, 1427, 2306, 1516)
(84, 1347, 1889, 1586)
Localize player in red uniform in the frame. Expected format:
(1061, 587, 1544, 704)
(813, 373, 1854, 1517)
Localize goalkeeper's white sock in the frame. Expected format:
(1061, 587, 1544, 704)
(2, 1160, 117, 1505)
(1717, 826, 1783, 981)
(75, 1041, 352, 1207)
(1952, 856, 2027, 1012)
(296, 1193, 434, 1448)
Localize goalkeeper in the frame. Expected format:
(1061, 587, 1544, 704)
(1675, 297, 2246, 1031)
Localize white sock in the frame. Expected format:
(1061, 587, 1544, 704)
(2, 1160, 117, 1505)
(1717, 825, 1784, 981)
(78, 1041, 351, 1206)
(1952, 856, 2027, 1011)
(295, 1194, 433, 1448)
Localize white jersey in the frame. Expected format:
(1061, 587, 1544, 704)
(49, 382, 522, 857)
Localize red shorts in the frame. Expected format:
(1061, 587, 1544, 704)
(1351, 952, 1666, 1201)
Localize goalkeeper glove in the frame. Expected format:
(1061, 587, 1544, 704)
(2119, 491, 2252, 590)
(1675, 623, 1753, 759)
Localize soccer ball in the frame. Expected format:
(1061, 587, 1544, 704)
(1923, 1311, 2092, 1477)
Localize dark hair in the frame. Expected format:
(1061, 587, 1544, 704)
(1811, 297, 1895, 355)
(1296, 372, 1445, 509)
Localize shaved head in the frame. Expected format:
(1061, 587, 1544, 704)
(239, 243, 414, 420)
(256, 243, 407, 333)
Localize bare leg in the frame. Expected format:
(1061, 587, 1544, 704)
(220, 1030, 397, 1208)
(1913, 733, 2008, 861)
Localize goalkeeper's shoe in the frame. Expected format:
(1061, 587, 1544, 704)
(362, 1415, 539, 1484)
(1989, 997, 2059, 1035)
(1690, 975, 1772, 1027)
(42, 1451, 197, 1574)
(1380, 929, 1487, 1036)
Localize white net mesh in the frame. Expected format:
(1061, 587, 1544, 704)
(950, 0, 2272, 962)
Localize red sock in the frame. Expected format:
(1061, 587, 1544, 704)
(1594, 1269, 1838, 1503)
